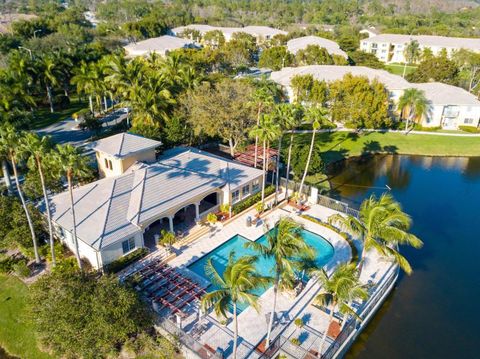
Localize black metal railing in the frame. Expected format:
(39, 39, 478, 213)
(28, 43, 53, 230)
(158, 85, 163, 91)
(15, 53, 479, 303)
(259, 264, 398, 359)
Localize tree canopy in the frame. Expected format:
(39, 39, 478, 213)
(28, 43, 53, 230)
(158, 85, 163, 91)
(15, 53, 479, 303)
(329, 74, 391, 129)
(29, 271, 153, 359)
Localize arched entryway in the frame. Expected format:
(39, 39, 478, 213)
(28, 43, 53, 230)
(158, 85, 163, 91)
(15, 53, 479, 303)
(199, 192, 219, 216)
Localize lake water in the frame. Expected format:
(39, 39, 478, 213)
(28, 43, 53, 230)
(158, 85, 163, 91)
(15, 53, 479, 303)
(327, 155, 480, 359)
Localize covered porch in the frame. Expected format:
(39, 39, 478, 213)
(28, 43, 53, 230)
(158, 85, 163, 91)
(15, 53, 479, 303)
(143, 191, 221, 249)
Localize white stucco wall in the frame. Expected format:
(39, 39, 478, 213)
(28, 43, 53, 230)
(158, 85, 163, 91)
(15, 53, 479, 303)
(100, 232, 145, 267)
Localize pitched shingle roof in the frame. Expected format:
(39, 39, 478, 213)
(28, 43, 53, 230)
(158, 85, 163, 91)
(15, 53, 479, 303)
(363, 34, 480, 51)
(171, 24, 286, 38)
(287, 36, 348, 58)
(123, 35, 196, 56)
(270, 65, 480, 107)
(270, 65, 411, 90)
(92, 133, 161, 158)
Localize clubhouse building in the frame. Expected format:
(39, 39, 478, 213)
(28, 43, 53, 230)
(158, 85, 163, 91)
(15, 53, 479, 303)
(49, 133, 263, 269)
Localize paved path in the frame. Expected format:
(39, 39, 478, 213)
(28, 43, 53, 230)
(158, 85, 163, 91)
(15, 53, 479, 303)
(36, 109, 127, 146)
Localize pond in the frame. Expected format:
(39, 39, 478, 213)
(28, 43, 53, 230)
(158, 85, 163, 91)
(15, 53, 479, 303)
(326, 155, 480, 359)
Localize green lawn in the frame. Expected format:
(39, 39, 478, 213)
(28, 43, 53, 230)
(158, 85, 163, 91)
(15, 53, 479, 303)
(31, 97, 87, 130)
(0, 275, 52, 359)
(295, 131, 480, 164)
(385, 63, 417, 76)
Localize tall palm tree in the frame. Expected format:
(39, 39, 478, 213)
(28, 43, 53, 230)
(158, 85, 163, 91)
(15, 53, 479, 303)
(0, 123, 40, 263)
(312, 263, 368, 357)
(398, 88, 429, 131)
(274, 103, 303, 204)
(329, 193, 423, 275)
(245, 217, 315, 347)
(71, 61, 98, 114)
(249, 113, 281, 206)
(19, 133, 56, 266)
(297, 106, 329, 203)
(201, 252, 270, 359)
(38, 55, 62, 113)
(251, 81, 277, 168)
(51, 144, 91, 270)
(403, 40, 421, 78)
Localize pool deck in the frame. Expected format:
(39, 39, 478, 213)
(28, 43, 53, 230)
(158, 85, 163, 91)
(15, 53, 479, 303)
(166, 204, 353, 358)
(133, 201, 396, 359)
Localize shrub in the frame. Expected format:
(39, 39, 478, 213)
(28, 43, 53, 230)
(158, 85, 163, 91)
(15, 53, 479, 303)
(219, 203, 231, 213)
(294, 317, 304, 328)
(232, 185, 275, 214)
(52, 257, 80, 274)
(159, 230, 176, 247)
(290, 337, 301, 346)
(207, 212, 218, 225)
(0, 255, 24, 274)
(458, 125, 480, 133)
(13, 260, 30, 278)
(104, 248, 149, 273)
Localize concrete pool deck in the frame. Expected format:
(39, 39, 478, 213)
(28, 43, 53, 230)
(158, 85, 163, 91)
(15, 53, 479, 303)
(129, 201, 397, 359)
(166, 204, 352, 358)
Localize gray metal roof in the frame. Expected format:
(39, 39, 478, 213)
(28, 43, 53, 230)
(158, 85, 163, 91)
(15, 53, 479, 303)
(49, 146, 262, 250)
(159, 147, 264, 190)
(92, 133, 161, 158)
(287, 36, 348, 58)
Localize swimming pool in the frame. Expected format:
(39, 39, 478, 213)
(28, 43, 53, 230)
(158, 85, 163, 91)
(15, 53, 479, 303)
(187, 229, 334, 312)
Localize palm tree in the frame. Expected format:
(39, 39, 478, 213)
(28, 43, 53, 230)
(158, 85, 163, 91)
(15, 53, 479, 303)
(313, 263, 368, 356)
(37, 55, 62, 113)
(297, 106, 329, 203)
(398, 88, 429, 131)
(251, 81, 277, 168)
(19, 133, 56, 266)
(0, 123, 40, 263)
(200, 252, 270, 359)
(51, 144, 91, 270)
(249, 113, 281, 206)
(403, 40, 421, 78)
(274, 103, 303, 204)
(245, 217, 315, 347)
(329, 193, 423, 275)
(71, 61, 97, 114)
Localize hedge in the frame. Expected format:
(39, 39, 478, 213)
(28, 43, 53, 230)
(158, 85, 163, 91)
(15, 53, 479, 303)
(104, 248, 149, 273)
(458, 125, 480, 133)
(232, 185, 275, 214)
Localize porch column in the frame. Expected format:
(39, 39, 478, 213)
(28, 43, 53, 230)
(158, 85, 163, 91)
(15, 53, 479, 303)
(168, 216, 174, 233)
(195, 202, 200, 222)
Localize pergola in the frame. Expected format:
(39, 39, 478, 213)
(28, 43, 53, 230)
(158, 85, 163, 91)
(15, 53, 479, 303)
(234, 145, 278, 169)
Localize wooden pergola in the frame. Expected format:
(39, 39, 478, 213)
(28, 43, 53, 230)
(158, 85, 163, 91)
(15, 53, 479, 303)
(234, 145, 278, 169)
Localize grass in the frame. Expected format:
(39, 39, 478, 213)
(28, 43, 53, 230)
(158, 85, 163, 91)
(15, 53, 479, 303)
(293, 131, 480, 164)
(31, 96, 87, 130)
(385, 63, 417, 76)
(0, 275, 52, 359)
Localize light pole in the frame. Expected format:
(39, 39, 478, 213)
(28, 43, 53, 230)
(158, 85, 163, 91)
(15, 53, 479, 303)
(33, 29, 42, 38)
(18, 46, 33, 60)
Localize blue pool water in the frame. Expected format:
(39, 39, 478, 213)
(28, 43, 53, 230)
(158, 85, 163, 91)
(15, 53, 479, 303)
(188, 229, 334, 312)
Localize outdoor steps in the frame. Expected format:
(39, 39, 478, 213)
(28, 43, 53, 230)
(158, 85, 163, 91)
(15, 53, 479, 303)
(170, 225, 211, 253)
